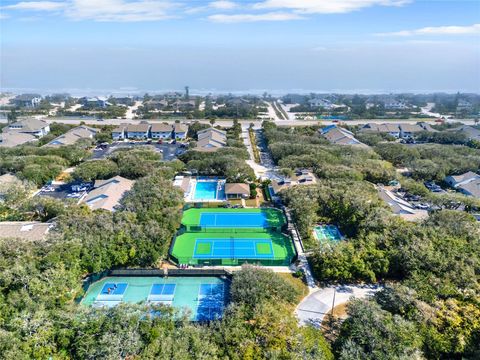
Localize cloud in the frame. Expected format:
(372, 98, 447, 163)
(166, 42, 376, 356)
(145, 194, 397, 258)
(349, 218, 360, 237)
(208, 11, 303, 23)
(3, 1, 65, 11)
(252, 0, 411, 14)
(66, 0, 176, 22)
(209, 1, 237, 10)
(3, 0, 176, 21)
(377, 23, 480, 36)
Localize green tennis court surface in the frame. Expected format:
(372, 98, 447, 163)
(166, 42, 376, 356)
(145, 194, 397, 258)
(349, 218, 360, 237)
(314, 225, 343, 242)
(171, 231, 295, 266)
(181, 208, 286, 231)
(193, 238, 274, 259)
(82, 276, 228, 321)
(172, 207, 295, 266)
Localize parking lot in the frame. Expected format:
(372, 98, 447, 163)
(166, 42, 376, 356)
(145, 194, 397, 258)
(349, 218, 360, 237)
(36, 181, 93, 201)
(91, 141, 187, 161)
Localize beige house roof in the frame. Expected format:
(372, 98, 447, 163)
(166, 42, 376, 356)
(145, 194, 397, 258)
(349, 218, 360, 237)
(400, 124, 425, 133)
(45, 126, 97, 147)
(0, 221, 52, 241)
(377, 187, 428, 221)
(8, 118, 48, 132)
(126, 123, 150, 132)
(151, 123, 173, 132)
(459, 179, 480, 198)
(321, 126, 368, 148)
(196, 128, 227, 151)
(0, 173, 21, 186)
(0, 132, 37, 147)
(112, 125, 127, 133)
(81, 175, 134, 211)
(173, 123, 188, 133)
(448, 171, 479, 184)
(225, 183, 250, 195)
(360, 123, 400, 133)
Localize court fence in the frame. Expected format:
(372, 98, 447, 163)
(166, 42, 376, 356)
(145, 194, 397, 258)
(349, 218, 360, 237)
(170, 256, 295, 267)
(82, 268, 233, 289)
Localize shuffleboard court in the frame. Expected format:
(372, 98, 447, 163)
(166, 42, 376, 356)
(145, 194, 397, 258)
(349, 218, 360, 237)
(200, 213, 268, 228)
(193, 238, 274, 259)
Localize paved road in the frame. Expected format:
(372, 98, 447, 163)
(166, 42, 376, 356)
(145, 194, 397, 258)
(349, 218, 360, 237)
(8, 117, 475, 127)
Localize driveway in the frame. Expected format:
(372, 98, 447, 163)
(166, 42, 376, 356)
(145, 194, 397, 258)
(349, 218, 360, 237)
(295, 284, 382, 327)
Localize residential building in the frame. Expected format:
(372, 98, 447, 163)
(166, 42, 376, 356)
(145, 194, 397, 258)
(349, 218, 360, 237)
(320, 125, 368, 148)
(384, 100, 410, 110)
(359, 122, 432, 139)
(270, 170, 317, 195)
(377, 186, 428, 221)
(455, 125, 480, 142)
(173, 123, 189, 139)
(126, 123, 150, 139)
(173, 99, 196, 111)
(225, 183, 251, 199)
(0, 132, 37, 147)
(0, 221, 53, 241)
(196, 128, 227, 152)
(456, 179, 480, 198)
(7, 118, 50, 137)
(360, 123, 401, 137)
(11, 94, 42, 108)
(80, 96, 110, 108)
(80, 176, 134, 211)
(445, 171, 480, 188)
(112, 125, 127, 140)
(308, 98, 337, 110)
(150, 123, 173, 139)
(44, 125, 98, 147)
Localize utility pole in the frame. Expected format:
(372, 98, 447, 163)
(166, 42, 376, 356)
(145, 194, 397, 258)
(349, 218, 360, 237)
(185, 86, 189, 100)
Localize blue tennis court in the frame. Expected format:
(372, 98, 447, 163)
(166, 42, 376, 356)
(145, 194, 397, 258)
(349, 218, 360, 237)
(200, 212, 268, 228)
(148, 283, 176, 303)
(193, 238, 274, 259)
(100, 282, 128, 296)
(197, 283, 225, 321)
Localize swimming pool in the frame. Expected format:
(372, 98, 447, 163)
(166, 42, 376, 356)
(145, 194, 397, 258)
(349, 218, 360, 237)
(193, 181, 226, 201)
(82, 276, 229, 321)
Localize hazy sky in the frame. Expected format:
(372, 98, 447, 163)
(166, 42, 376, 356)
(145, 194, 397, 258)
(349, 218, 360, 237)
(1, 0, 479, 95)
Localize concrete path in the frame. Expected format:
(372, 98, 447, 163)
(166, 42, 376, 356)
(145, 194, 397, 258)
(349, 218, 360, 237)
(295, 284, 382, 327)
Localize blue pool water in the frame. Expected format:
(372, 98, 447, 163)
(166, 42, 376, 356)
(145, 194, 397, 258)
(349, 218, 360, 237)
(200, 212, 267, 227)
(193, 181, 225, 201)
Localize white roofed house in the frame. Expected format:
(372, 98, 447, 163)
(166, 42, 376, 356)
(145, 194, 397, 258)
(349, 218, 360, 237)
(7, 118, 50, 137)
(11, 94, 42, 108)
(44, 125, 98, 147)
(80, 96, 110, 108)
(150, 123, 173, 139)
(80, 176, 134, 211)
(173, 123, 189, 139)
(126, 122, 150, 139)
(377, 186, 428, 221)
(195, 127, 227, 152)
